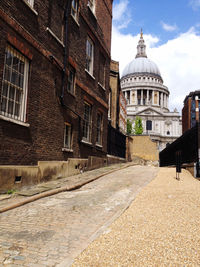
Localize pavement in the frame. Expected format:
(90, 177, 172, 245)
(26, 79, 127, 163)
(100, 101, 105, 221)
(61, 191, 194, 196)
(0, 162, 160, 266)
(72, 167, 200, 267)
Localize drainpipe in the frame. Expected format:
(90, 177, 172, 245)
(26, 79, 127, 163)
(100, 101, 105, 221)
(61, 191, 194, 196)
(60, 0, 71, 105)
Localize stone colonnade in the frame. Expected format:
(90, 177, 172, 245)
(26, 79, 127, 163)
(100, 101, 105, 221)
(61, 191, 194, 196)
(124, 89, 168, 109)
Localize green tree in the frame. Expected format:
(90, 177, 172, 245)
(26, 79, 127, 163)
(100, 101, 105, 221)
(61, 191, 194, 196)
(134, 116, 143, 135)
(127, 118, 133, 135)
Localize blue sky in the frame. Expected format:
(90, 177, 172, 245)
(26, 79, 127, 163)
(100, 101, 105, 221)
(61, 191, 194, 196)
(111, 0, 200, 112)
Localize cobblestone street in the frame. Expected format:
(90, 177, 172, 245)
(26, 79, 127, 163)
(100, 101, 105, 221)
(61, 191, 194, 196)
(0, 165, 158, 266)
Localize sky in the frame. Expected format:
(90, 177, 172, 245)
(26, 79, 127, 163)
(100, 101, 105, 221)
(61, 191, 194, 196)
(111, 0, 200, 113)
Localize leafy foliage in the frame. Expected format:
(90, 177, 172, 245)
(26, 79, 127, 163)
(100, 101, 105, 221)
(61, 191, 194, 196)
(134, 116, 143, 135)
(127, 118, 133, 135)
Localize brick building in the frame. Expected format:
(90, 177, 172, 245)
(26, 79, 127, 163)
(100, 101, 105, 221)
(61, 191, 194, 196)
(182, 90, 200, 133)
(108, 60, 126, 158)
(109, 60, 127, 134)
(0, 0, 113, 167)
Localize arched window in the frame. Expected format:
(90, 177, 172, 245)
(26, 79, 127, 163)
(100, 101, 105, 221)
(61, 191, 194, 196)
(167, 131, 170, 135)
(146, 120, 152, 131)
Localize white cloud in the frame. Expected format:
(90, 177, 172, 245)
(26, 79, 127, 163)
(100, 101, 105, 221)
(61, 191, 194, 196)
(189, 0, 200, 10)
(161, 21, 178, 32)
(113, 0, 132, 29)
(113, 0, 129, 21)
(111, 26, 200, 113)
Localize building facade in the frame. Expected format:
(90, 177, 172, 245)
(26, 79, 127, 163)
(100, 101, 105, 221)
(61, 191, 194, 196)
(0, 0, 113, 165)
(121, 31, 182, 151)
(182, 90, 200, 133)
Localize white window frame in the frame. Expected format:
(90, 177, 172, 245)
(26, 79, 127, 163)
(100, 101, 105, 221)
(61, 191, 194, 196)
(86, 37, 94, 75)
(64, 123, 72, 149)
(88, 0, 95, 13)
(67, 66, 75, 94)
(0, 45, 29, 123)
(96, 112, 103, 145)
(82, 102, 92, 142)
(71, 0, 79, 21)
(26, 0, 34, 7)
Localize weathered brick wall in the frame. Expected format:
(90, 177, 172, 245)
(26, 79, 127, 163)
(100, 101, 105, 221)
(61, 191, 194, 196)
(0, 0, 112, 165)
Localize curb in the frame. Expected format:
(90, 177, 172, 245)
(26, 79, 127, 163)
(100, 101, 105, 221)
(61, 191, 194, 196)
(0, 163, 135, 214)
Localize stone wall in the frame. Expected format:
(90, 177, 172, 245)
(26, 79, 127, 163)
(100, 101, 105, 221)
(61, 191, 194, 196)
(0, 155, 126, 192)
(127, 135, 159, 162)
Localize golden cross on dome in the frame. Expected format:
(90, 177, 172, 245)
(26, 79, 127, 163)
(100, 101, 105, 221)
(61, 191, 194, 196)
(140, 28, 143, 38)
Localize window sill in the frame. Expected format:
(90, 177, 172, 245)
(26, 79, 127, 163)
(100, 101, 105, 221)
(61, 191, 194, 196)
(81, 139, 92, 146)
(67, 89, 76, 98)
(46, 27, 65, 47)
(22, 0, 38, 15)
(71, 14, 80, 27)
(98, 82, 106, 91)
(62, 148, 73, 153)
(85, 69, 95, 80)
(0, 115, 30, 127)
(95, 143, 103, 149)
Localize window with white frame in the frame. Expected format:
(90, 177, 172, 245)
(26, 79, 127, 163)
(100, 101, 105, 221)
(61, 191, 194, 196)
(0, 45, 29, 122)
(67, 66, 75, 94)
(71, 0, 79, 21)
(64, 123, 72, 149)
(26, 0, 34, 7)
(86, 37, 94, 75)
(96, 112, 103, 145)
(88, 0, 95, 13)
(82, 102, 92, 142)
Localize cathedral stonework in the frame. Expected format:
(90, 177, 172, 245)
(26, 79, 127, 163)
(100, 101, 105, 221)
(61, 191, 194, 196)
(121, 30, 182, 151)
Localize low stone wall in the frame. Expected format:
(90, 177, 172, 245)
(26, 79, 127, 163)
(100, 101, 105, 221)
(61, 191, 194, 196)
(127, 135, 159, 162)
(0, 155, 126, 192)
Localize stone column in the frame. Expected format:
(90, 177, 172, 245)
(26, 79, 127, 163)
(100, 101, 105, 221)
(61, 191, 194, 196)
(147, 90, 149, 105)
(161, 92, 163, 108)
(135, 90, 137, 105)
(141, 89, 143, 105)
(152, 90, 154, 105)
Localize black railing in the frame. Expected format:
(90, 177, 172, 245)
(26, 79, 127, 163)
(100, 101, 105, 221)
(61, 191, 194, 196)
(107, 123, 126, 159)
(159, 123, 199, 167)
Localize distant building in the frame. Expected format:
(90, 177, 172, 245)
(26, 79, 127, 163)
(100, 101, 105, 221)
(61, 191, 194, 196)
(109, 60, 127, 133)
(119, 90, 127, 134)
(108, 60, 126, 158)
(121, 30, 182, 151)
(182, 90, 200, 133)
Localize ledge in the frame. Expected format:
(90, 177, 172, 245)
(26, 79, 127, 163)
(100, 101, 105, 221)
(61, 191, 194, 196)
(95, 143, 103, 149)
(46, 27, 65, 47)
(85, 69, 95, 80)
(62, 148, 73, 153)
(98, 82, 106, 91)
(87, 4, 97, 20)
(71, 14, 80, 27)
(0, 115, 30, 127)
(81, 139, 93, 146)
(22, 0, 38, 16)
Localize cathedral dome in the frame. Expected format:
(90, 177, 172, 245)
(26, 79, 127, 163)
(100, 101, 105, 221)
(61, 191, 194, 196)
(122, 57, 161, 78)
(121, 29, 162, 79)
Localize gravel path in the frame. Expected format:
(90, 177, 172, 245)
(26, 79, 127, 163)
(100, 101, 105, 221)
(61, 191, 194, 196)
(72, 167, 200, 267)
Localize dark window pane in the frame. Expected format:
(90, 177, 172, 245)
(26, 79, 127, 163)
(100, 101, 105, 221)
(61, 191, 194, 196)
(4, 66, 11, 81)
(2, 82, 9, 97)
(14, 103, 20, 116)
(8, 100, 14, 114)
(19, 61, 24, 74)
(13, 56, 19, 71)
(9, 86, 15, 100)
(6, 51, 12, 66)
(1, 98, 7, 112)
